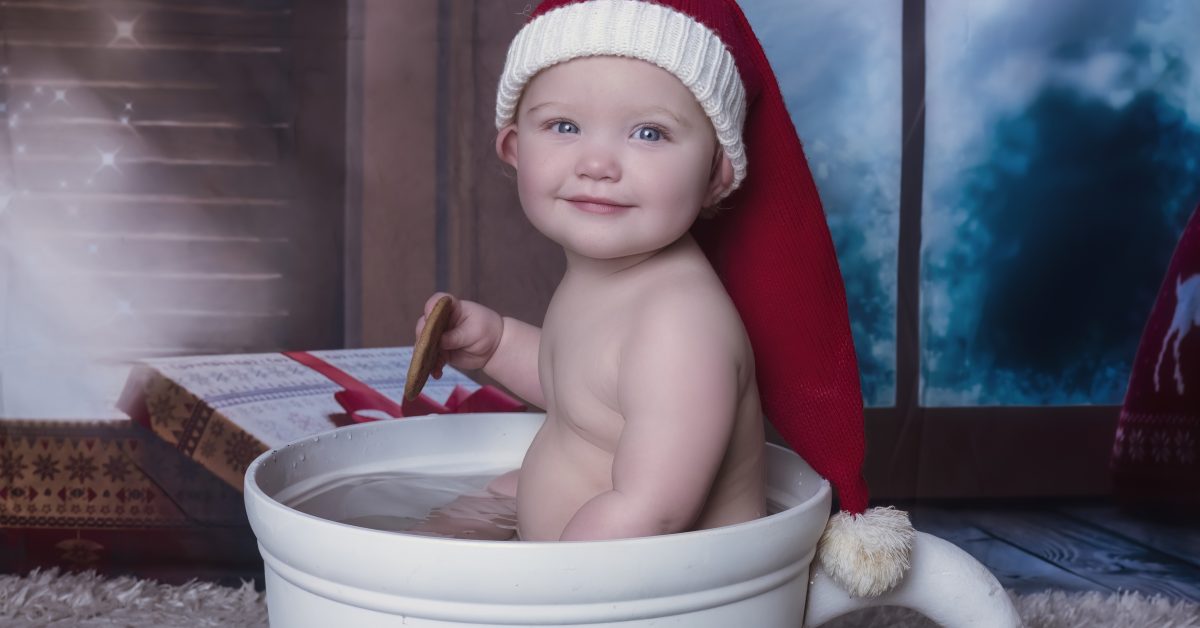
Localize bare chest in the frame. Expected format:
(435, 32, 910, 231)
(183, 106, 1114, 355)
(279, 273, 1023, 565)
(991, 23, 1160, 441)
(539, 296, 627, 449)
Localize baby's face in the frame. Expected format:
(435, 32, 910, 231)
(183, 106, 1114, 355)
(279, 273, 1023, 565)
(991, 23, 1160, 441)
(498, 56, 727, 261)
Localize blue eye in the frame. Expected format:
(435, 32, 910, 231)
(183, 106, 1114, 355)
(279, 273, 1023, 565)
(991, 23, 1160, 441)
(553, 121, 579, 134)
(635, 126, 663, 141)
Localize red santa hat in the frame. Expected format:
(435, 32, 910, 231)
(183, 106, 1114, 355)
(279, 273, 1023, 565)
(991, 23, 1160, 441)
(496, 0, 914, 597)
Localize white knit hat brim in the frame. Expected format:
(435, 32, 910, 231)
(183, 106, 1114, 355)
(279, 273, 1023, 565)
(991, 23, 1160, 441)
(495, 0, 748, 193)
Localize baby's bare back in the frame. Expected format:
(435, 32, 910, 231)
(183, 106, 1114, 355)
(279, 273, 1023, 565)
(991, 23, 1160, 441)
(516, 244, 766, 541)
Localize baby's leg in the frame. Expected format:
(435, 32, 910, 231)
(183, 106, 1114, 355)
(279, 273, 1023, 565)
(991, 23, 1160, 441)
(486, 469, 519, 497)
(405, 489, 518, 541)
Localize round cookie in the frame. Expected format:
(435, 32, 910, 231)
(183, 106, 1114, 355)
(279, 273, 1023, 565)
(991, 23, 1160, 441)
(405, 295, 453, 400)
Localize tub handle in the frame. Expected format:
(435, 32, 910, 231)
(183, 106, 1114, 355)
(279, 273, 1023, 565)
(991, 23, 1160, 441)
(803, 531, 1022, 627)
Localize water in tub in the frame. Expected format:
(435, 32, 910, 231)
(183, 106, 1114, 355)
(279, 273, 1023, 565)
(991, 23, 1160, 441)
(284, 469, 521, 541)
(284, 469, 788, 541)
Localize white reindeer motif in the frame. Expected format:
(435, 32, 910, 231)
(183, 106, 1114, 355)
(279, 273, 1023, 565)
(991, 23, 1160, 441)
(1155, 272, 1200, 395)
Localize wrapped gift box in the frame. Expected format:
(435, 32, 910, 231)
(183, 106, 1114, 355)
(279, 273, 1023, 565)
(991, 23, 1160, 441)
(116, 347, 485, 492)
(4, 347, 496, 580)
(0, 417, 257, 579)
(0, 418, 189, 529)
(3, 347, 508, 580)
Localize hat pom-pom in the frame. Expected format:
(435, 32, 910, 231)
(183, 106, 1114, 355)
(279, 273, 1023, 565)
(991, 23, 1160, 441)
(815, 506, 916, 598)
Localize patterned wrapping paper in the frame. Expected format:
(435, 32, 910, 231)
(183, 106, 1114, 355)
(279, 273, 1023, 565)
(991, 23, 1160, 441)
(117, 347, 481, 491)
(0, 419, 188, 529)
(0, 417, 260, 575)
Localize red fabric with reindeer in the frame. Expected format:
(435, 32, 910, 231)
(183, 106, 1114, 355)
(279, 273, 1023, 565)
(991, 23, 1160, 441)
(1113, 203, 1200, 510)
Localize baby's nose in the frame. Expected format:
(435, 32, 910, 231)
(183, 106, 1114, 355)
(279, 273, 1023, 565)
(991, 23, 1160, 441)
(574, 142, 622, 182)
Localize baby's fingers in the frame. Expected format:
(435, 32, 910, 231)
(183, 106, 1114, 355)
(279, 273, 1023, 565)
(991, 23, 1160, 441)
(439, 316, 480, 352)
(433, 354, 446, 379)
(425, 292, 456, 317)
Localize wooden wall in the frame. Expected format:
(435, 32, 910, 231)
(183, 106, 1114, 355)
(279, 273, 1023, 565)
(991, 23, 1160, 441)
(353, 0, 563, 350)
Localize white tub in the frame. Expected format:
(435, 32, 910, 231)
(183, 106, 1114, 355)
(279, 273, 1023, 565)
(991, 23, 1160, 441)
(245, 413, 1020, 627)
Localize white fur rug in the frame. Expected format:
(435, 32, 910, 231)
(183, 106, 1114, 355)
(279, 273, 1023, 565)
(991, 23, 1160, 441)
(0, 569, 266, 628)
(2, 568, 1198, 627)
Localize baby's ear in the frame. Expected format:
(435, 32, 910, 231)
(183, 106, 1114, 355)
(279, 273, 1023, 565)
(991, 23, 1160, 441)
(496, 124, 519, 169)
(703, 151, 735, 208)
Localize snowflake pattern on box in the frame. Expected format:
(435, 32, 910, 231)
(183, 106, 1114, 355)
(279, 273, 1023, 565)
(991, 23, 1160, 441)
(122, 347, 480, 490)
(0, 421, 187, 528)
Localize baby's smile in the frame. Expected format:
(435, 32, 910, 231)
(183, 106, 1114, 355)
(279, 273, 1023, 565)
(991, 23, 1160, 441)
(562, 195, 634, 215)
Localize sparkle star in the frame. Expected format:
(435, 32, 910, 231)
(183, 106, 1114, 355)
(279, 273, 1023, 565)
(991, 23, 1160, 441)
(119, 115, 130, 125)
(95, 148, 122, 174)
(8, 114, 19, 129)
(22, 101, 31, 111)
(15, 145, 26, 154)
(110, 16, 141, 46)
(124, 102, 134, 111)
(34, 86, 44, 95)
(52, 89, 69, 104)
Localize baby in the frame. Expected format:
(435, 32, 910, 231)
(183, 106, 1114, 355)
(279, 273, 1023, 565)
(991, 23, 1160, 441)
(419, 52, 765, 541)
(416, 6, 768, 541)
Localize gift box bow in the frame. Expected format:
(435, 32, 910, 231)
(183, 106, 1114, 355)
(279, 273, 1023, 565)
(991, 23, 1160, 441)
(284, 351, 525, 426)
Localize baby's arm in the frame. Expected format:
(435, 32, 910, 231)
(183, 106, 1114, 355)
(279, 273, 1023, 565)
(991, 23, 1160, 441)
(417, 293, 545, 409)
(482, 316, 545, 409)
(558, 300, 739, 541)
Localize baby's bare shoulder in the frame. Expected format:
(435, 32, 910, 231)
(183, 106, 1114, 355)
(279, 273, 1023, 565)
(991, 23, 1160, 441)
(626, 268, 747, 356)
(617, 273, 749, 400)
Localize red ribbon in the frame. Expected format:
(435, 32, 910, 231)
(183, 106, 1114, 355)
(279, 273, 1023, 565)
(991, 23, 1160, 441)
(283, 351, 525, 426)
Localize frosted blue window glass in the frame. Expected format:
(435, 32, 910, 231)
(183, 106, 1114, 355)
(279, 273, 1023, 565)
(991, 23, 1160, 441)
(742, 0, 903, 407)
(921, 2, 1200, 405)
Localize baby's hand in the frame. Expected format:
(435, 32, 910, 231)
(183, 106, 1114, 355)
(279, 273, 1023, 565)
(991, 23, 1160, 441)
(415, 293, 504, 377)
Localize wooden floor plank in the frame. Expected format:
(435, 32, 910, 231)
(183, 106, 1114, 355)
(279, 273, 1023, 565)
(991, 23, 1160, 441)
(957, 509, 1200, 601)
(1058, 504, 1200, 569)
(911, 506, 1111, 594)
